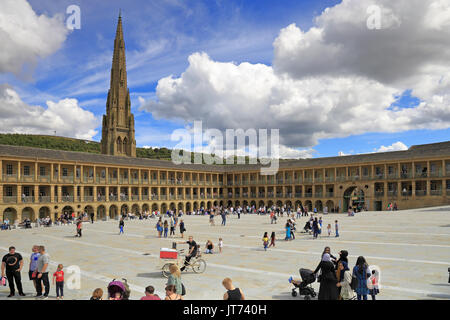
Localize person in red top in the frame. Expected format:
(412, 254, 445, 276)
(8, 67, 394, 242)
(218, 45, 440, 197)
(52, 264, 64, 299)
(140, 285, 161, 300)
(76, 219, 82, 237)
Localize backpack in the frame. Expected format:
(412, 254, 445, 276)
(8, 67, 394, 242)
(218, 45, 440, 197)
(350, 273, 359, 290)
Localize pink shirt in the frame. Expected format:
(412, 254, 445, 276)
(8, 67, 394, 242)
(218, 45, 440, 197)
(140, 295, 161, 300)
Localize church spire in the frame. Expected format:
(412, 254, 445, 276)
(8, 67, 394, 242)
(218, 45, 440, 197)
(101, 14, 136, 157)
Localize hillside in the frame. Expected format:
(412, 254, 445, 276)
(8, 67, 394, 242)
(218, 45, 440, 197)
(0, 134, 174, 160)
(0, 133, 269, 164)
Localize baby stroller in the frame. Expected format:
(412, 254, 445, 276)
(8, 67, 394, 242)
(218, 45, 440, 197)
(107, 278, 131, 300)
(291, 268, 317, 300)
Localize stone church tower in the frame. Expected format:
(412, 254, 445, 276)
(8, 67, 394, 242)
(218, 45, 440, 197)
(101, 14, 136, 157)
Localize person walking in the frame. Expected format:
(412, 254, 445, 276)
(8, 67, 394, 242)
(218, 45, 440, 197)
(353, 256, 371, 300)
(29, 245, 40, 294)
(90, 212, 94, 224)
(179, 219, 186, 238)
(221, 211, 227, 226)
(52, 264, 64, 299)
(335, 220, 339, 237)
(336, 261, 355, 300)
(285, 221, 291, 241)
(76, 219, 82, 237)
(119, 218, 124, 235)
(313, 218, 319, 239)
(166, 264, 183, 297)
(262, 232, 269, 251)
(163, 220, 169, 238)
(1, 246, 25, 297)
(170, 217, 175, 237)
(268, 232, 276, 248)
(36, 246, 50, 298)
(313, 253, 339, 300)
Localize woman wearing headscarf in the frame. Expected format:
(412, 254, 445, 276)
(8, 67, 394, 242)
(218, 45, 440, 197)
(334, 250, 348, 270)
(336, 261, 355, 300)
(313, 253, 339, 300)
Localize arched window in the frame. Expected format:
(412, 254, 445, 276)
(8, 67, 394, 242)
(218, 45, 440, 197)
(123, 137, 128, 153)
(117, 137, 122, 153)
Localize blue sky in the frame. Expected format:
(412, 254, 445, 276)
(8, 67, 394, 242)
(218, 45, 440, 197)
(1, 0, 449, 158)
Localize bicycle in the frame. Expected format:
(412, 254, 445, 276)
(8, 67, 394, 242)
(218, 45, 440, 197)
(161, 249, 207, 277)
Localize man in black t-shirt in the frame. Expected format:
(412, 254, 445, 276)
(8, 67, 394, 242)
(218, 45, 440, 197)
(178, 236, 198, 271)
(1, 246, 25, 297)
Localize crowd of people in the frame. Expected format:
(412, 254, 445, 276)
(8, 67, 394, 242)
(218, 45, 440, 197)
(290, 247, 379, 300)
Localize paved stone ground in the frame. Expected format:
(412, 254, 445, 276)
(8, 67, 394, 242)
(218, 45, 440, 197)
(1, 206, 450, 300)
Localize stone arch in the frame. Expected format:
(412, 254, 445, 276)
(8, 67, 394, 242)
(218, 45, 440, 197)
(304, 200, 313, 212)
(178, 202, 184, 211)
(343, 186, 365, 212)
(62, 206, 74, 215)
(276, 200, 282, 207)
(97, 205, 107, 221)
(199, 201, 205, 210)
(84, 205, 95, 216)
(132, 204, 140, 214)
(250, 200, 256, 207)
(219, 200, 223, 206)
(123, 137, 128, 153)
(142, 203, 150, 213)
(109, 205, 118, 220)
(315, 200, 323, 212)
(22, 207, 35, 221)
(286, 200, 292, 207)
(295, 200, 302, 208)
(161, 203, 168, 213)
(152, 203, 159, 212)
(120, 204, 128, 215)
(206, 201, 211, 209)
(193, 202, 198, 210)
(227, 200, 232, 207)
(185, 202, 191, 212)
(243, 200, 248, 207)
(169, 202, 176, 211)
(325, 200, 334, 212)
(235, 200, 240, 207)
(268, 200, 274, 207)
(3, 207, 17, 222)
(38, 206, 50, 219)
(258, 200, 265, 207)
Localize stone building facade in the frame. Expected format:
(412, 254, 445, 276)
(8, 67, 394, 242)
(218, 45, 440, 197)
(0, 16, 449, 222)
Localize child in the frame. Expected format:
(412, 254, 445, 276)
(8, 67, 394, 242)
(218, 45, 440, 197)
(327, 224, 332, 237)
(218, 238, 223, 253)
(268, 232, 276, 248)
(52, 264, 64, 300)
(369, 270, 379, 300)
(163, 220, 169, 238)
(263, 232, 269, 251)
(335, 220, 339, 237)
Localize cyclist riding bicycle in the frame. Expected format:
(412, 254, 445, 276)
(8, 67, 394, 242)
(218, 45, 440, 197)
(177, 236, 198, 271)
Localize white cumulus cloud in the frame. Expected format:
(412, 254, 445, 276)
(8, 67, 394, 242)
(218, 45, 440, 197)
(375, 141, 408, 152)
(0, 85, 98, 140)
(0, 0, 69, 77)
(141, 0, 450, 158)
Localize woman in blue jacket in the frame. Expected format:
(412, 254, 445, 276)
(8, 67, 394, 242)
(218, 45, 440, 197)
(353, 256, 371, 300)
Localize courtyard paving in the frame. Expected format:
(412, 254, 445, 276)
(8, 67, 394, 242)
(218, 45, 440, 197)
(1, 206, 450, 300)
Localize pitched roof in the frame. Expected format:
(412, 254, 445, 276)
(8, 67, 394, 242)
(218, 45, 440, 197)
(0, 141, 449, 173)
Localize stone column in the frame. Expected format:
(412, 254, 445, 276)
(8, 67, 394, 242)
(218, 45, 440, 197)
(34, 185, 39, 203)
(50, 185, 55, 203)
(105, 186, 109, 202)
(57, 185, 62, 203)
(17, 184, 22, 204)
(93, 186, 97, 202)
(17, 161, 21, 182)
